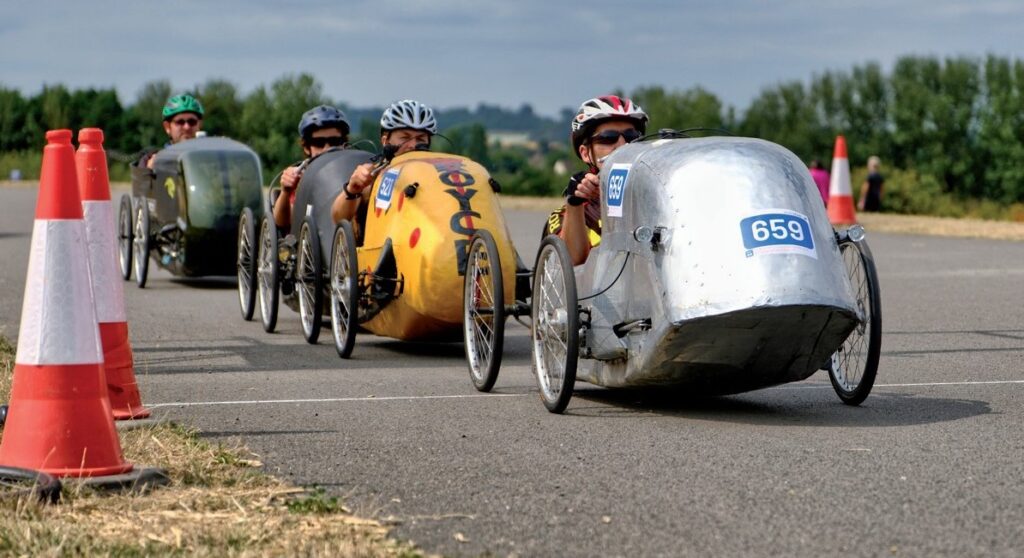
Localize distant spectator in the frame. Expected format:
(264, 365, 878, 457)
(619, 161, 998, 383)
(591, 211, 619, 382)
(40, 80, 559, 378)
(808, 159, 830, 206)
(858, 155, 884, 212)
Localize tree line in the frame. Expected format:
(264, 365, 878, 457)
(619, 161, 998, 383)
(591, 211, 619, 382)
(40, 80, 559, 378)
(2, 55, 1024, 210)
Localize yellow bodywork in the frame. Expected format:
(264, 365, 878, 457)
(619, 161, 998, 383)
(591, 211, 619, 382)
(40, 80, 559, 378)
(357, 151, 517, 341)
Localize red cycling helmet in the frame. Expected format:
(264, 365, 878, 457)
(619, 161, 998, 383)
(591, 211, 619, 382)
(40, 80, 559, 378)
(570, 95, 648, 157)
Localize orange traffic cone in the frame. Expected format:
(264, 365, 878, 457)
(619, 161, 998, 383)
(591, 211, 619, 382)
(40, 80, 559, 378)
(0, 129, 133, 477)
(827, 135, 858, 225)
(76, 128, 151, 420)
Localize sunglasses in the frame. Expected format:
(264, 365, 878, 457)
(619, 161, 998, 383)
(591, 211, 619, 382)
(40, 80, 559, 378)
(171, 117, 200, 127)
(590, 128, 641, 145)
(306, 136, 346, 148)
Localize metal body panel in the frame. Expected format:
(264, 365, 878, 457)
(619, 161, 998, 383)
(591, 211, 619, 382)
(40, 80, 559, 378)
(574, 137, 859, 391)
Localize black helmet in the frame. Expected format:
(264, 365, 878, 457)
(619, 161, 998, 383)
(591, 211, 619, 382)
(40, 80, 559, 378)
(298, 105, 350, 139)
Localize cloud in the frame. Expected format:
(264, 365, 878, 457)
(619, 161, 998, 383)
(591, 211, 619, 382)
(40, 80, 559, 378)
(1, 0, 1021, 116)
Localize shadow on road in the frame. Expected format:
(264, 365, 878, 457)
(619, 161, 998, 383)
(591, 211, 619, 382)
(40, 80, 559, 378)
(567, 385, 990, 428)
(169, 276, 237, 289)
(130, 334, 532, 374)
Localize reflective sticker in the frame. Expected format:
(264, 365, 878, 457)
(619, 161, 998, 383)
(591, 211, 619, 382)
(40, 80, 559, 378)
(164, 177, 176, 198)
(375, 168, 400, 210)
(606, 163, 631, 218)
(17, 220, 103, 365)
(83, 201, 127, 322)
(740, 209, 817, 259)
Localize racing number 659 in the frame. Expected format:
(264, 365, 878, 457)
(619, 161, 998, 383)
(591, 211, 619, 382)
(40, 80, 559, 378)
(750, 218, 805, 243)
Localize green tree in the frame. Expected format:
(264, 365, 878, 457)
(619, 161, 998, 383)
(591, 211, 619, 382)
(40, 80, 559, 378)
(127, 80, 173, 150)
(738, 81, 818, 160)
(0, 86, 29, 151)
(443, 123, 491, 168)
(198, 79, 242, 138)
(976, 56, 1024, 202)
(630, 85, 726, 132)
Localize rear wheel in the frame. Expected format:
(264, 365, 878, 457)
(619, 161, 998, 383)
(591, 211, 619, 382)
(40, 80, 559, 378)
(296, 216, 324, 344)
(132, 198, 150, 288)
(829, 239, 882, 405)
(117, 194, 133, 280)
(530, 235, 578, 414)
(237, 207, 258, 321)
(329, 220, 359, 358)
(463, 230, 506, 392)
(257, 215, 280, 333)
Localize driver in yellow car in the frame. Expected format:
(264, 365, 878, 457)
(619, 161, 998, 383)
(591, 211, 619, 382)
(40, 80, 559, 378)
(330, 99, 437, 229)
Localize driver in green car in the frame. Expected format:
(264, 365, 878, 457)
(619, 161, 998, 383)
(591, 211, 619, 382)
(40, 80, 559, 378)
(142, 94, 205, 169)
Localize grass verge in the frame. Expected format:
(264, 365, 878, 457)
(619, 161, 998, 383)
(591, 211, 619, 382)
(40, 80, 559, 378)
(0, 336, 421, 557)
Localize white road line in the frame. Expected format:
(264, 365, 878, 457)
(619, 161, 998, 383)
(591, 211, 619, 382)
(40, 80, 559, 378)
(878, 380, 1024, 387)
(149, 393, 529, 408)
(776, 379, 1024, 390)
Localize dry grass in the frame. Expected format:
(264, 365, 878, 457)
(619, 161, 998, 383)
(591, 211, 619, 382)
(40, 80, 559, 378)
(857, 212, 1024, 241)
(0, 337, 422, 557)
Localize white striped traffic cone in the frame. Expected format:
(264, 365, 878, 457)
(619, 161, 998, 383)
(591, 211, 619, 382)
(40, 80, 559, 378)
(827, 135, 858, 225)
(0, 129, 133, 477)
(76, 128, 150, 420)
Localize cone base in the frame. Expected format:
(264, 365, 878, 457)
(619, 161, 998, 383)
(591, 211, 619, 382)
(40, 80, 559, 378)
(0, 362, 133, 477)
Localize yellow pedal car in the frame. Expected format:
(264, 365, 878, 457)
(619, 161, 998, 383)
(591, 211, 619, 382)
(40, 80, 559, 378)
(327, 150, 519, 357)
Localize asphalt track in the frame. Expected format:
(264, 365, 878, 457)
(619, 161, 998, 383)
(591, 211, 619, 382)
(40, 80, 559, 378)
(2, 185, 1023, 557)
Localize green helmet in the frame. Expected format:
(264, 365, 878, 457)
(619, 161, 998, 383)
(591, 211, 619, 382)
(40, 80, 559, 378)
(162, 94, 205, 120)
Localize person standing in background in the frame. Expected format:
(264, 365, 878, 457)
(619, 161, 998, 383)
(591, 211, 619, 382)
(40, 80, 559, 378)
(858, 155, 884, 212)
(809, 159, 830, 206)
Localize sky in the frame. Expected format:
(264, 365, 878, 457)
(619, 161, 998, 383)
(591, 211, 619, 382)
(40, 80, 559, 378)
(2, 0, 1022, 118)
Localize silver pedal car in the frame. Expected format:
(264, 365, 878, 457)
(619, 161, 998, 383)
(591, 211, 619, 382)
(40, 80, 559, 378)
(464, 134, 881, 413)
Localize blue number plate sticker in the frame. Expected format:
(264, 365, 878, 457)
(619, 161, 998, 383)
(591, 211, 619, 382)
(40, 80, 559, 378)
(375, 168, 401, 210)
(606, 163, 631, 217)
(740, 210, 816, 259)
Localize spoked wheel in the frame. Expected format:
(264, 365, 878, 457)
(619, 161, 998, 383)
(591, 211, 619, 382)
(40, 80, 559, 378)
(257, 214, 280, 333)
(329, 220, 359, 358)
(117, 194, 134, 280)
(829, 238, 882, 405)
(530, 235, 579, 414)
(0, 466, 61, 504)
(132, 198, 150, 288)
(236, 207, 258, 321)
(296, 216, 324, 344)
(463, 230, 506, 392)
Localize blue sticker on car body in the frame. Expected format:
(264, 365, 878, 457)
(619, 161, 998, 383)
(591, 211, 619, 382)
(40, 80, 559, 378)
(606, 164, 631, 217)
(740, 210, 816, 258)
(375, 168, 401, 210)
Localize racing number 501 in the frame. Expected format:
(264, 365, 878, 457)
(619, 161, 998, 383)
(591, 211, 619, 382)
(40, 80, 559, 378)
(751, 218, 805, 242)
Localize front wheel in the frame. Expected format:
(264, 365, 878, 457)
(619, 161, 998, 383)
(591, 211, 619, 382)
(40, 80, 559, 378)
(530, 235, 579, 414)
(463, 230, 506, 392)
(257, 214, 280, 333)
(329, 220, 359, 358)
(117, 194, 134, 280)
(296, 216, 324, 344)
(237, 207, 258, 321)
(829, 239, 882, 405)
(132, 198, 150, 288)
